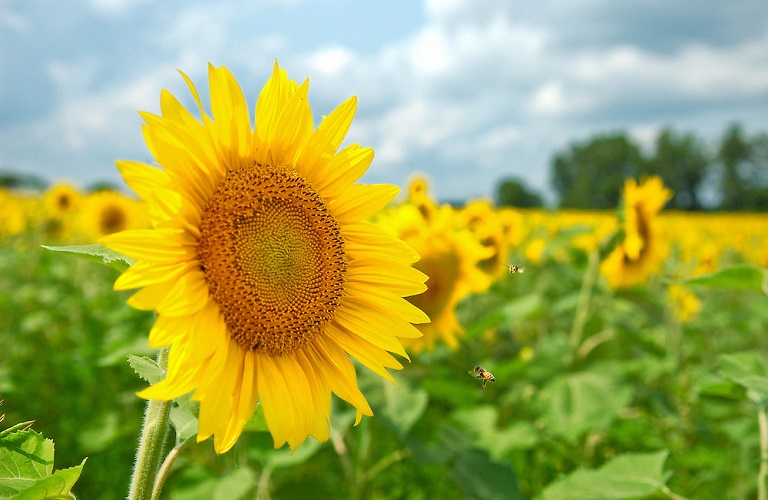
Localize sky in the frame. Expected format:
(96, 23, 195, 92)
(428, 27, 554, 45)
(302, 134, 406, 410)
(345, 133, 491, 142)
(1, 0, 767, 203)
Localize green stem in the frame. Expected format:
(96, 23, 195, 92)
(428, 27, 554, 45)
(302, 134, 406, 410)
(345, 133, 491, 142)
(569, 250, 599, 361)
(758, 404, 768, 500)
(128, 347, 172, 500)
(151, 440, 189, 500)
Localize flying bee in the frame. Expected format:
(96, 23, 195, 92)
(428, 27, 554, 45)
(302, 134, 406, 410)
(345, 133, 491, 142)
(506, 264, 525, 274)
(469, 366, 496, 388)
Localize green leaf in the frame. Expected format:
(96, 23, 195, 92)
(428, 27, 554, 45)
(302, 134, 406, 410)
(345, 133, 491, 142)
(451, 448, 523, 500)
(170, 407, 199, 445)
(718, 352, 768, 404)
(381, 377, 429, 437)
(539, 371, 633, 442)
(678, 263, 768, 294)
(541, 451, 671, 499)
(14, 459, 86, 500)
(42, 244, 136, 273)
(0, 430, 53, 496)
(242, 405, 268, 433)
(212, 466, 256, 500)
(127, 354, 165, 384)
(0, 428, 86, 499)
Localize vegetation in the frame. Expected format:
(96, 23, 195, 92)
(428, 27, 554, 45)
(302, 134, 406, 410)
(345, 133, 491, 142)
(1, 177, 767, 498)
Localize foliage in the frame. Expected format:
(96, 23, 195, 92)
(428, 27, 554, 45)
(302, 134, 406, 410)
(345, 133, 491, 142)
(495, 177, 544, 208)
(2, 202, 768, 497)
(552, 132, 645, 209)
(547, 123, 768, 210)
(0, 413, 87, 499)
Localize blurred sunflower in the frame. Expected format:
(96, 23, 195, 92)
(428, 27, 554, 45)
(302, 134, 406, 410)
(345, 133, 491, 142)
(0, 189, 28, 238)
(406, 174, 438, 222)
(601, 177, 673, 288)
(378, 203, 492, 351)
(41, 182, 82, 240)
(459, 200, 510, 277)
(77, 190, 149, 240)
(667, 284, 701, 322)
(100, 63, 428, 453)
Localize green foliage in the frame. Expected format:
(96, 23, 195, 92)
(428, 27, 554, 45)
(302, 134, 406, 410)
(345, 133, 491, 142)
(546, 122, 768, 210)
(552, 132, 645, 209)
(495, 177, 544, 208)
(679, 263, 768, 295)
(540, 451, 673, 500)
(718, 123, 768, 211)
(0, 418, 86, 499)
(42, 244, 136, 274)
(4, 233, 768, 497)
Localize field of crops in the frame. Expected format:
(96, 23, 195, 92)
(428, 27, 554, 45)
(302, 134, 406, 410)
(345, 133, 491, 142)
(2, 177, 768, 499)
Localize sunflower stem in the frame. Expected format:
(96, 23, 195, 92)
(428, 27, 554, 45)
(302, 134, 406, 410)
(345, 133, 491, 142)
(128, 347, 171, 500)
(758, 403, 768, 500)
(569, 250, 599, 362)
(151, 439, 189, 500)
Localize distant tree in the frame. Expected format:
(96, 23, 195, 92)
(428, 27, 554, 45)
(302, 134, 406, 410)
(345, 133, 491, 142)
(551, 133, 645, 209)
(0, 170, 47, 190)
(645, 128, 711, 210)
(718, 123, 768, 211)
(85, 181, 122, 193)
(495, 177, 544, 208)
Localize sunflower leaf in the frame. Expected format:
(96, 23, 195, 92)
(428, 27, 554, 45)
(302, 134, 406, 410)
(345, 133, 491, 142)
(170, 406, 198, 445)
(677, 263, 768, 294)
(42, 244, 136, 273)
(127, 355, 165, 384)
(718, 352, 768, 405)
(0, 426, 87, 499)
(541, 450, 672, 499)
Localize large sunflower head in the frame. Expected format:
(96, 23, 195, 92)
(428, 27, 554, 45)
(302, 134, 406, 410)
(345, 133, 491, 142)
(100, 63, 428, 453)
(601, 176, 673, 288)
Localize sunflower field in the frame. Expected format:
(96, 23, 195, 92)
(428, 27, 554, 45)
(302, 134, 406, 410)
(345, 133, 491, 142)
(2, 172, 768, 500)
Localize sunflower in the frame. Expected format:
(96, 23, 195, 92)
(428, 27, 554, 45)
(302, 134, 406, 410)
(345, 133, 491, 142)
(667, 284, 701, 322)
(377, 203, 491, 351)
(601, 177, 673, 288)
(406, 174, 438, 222)
(76, 190, 149, 240)
(41, 182, 82, 241)
(100, 63, 428, 453)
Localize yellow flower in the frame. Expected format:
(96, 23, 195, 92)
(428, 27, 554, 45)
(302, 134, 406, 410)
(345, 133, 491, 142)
(378, 204, 492, 351)
(44, 182, 82, 217)
(667, 284, 701, 322)
(0, 189, 28, 238)
(41, 182, 83, 241)
(459, 200, 511, 277)
(601, 177, 673, 288)
(406, 174, 438, 222)
(100, 63, 428, 453)
(76, 190, 149, 240)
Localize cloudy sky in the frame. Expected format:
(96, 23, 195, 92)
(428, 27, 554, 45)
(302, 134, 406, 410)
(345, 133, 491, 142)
(1, 0, 767, 202)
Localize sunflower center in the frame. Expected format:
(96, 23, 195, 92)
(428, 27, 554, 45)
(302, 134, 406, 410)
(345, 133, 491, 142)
(197, 162, 347, 355)
(408, 252, 460, 319)
(101, 205, 127, 234)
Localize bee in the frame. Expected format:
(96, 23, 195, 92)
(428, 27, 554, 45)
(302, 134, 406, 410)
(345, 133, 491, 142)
(469, 365, 496, 388)
(507, 264, 525, 274)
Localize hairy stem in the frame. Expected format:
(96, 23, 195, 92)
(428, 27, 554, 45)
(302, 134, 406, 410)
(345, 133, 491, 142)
(758, 404, 768, 500)
(128, 347, 171, 500)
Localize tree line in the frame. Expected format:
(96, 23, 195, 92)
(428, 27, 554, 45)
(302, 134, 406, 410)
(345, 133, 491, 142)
(496, 123, 768, 211)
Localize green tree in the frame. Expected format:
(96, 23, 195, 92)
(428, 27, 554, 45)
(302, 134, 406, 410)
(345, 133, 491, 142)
(551, 133, 645, 209)
(495, 177, 544, 208)
(646, 128, 710, 210)
(718, 123, 768, 211)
